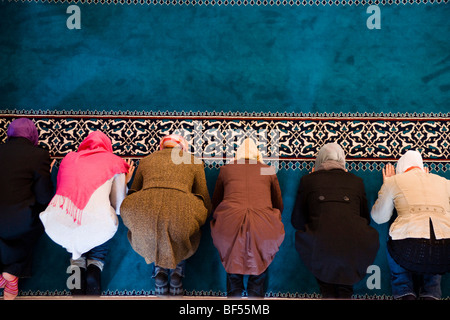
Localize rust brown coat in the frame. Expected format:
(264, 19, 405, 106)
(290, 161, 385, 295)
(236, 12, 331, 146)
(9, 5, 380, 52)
(210, 160, 284, 275)
(120, 148, 211, 269)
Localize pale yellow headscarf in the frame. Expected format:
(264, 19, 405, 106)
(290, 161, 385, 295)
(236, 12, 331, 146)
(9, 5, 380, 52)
(235, 138, 264, 163)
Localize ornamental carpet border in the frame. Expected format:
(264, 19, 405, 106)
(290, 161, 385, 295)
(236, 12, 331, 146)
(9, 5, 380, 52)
(1, 110, 450, 163)
(15, 289, 396, 299)
(4, 0, 449, 6)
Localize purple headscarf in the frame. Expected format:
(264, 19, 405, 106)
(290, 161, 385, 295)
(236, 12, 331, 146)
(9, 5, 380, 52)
(7, 118, 39, 146)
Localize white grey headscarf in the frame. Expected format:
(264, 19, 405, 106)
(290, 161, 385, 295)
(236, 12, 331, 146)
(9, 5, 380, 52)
(396, 150, 424, 174)
(314, 142, 346, 171)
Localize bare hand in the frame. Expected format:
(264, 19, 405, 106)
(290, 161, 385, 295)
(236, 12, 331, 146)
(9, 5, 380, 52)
(50, 159, 56, 173)
(382, 163, 396, 182)
(125, 159, 136, 184)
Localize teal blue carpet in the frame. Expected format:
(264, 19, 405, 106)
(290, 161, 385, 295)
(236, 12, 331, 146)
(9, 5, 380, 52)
(1, 0, 450, 298)
(1, 2, 449, 114)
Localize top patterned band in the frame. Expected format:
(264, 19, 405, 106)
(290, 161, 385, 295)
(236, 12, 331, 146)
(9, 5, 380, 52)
(1, 110, 449, 162)
(4, 0, 449, 5)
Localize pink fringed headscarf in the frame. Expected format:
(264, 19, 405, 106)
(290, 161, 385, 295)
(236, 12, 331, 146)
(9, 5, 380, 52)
(49, 131, 129, 225)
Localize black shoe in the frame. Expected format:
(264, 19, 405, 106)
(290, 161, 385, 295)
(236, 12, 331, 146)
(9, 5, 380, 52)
(153, 266, 169, 295)
(70, 266, 86, 296)
(227, 289, 244, 298)
(86, 264, 102, 296)
(226, 273, 244, 298)
(420, 296, 438, 300)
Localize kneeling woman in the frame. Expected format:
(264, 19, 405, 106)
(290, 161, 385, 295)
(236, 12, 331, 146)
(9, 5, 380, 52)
(0, 119, 54, 300)
(40, 131, 133, 295)
(120, 134, 211, 295)
(371, 151, 450, 300)
(291, 143, 379, 299)
(210, 138, 285, 298)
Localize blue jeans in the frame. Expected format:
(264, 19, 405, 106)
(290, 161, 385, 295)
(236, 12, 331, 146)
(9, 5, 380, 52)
(71, 241, 110, 271)
(386, 249, 442, 299)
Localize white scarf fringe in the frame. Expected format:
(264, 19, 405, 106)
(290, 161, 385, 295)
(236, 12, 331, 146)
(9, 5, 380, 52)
(49, 195, 84, 225)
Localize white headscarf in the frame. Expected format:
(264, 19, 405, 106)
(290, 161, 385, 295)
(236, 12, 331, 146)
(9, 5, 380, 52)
(314, 142, 346, 171)
(235, 138, 264, 163)
(396, 150, 424, 174)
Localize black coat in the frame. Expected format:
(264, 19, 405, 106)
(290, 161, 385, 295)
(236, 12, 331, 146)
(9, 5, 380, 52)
(0, 137, 54, 277)
(291, 169, 379, 285)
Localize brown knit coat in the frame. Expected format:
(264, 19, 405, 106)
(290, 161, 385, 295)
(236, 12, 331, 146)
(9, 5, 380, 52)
(120, 148, 211, 268)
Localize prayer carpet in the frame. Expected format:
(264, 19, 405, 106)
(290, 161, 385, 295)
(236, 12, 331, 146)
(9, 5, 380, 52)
(0, 0, 449, 298)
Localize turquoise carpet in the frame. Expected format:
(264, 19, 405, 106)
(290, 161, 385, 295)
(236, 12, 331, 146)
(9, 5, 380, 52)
(1, 0, 450, 298)
(1, 2, 449, 114)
